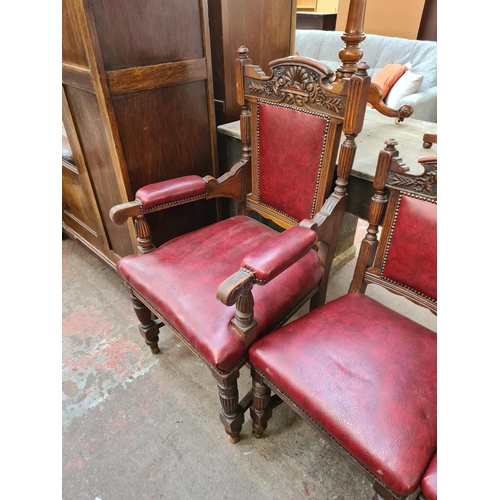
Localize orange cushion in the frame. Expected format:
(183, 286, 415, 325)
(372, 63, 408, 100)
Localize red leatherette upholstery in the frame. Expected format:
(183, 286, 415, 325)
(241, 226, 318, 283)
(135, 175, 207, 211)
(420, 453, 437, 500)
(383, 195, 437, 301)
(248, 293, 437, 497)
(116, 216, 323, 372)
(258, 102, 328, 222)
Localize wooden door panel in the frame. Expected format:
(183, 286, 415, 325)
(112, 81, 217, 246)
(62, 162, 102, 245)
(89, 0, 204, 71)
(62, 0, 89, 67)
(64, 85, 135, 258)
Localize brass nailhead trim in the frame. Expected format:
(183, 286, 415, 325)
(138, 179, 209, 213)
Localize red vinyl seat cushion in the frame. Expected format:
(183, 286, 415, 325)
(420, 453, 437, 500)
(248, 292, 437, 497)
(116, 215, 324, 373)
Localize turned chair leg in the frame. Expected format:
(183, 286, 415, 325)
(213, 370, 245, 444)
(130, 293, 160, 354)
(250, 367, 273, 438)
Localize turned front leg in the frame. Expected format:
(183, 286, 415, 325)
(131, 293, 160, 353)
(213, 370, 244, 444)
(250, 368, 272, 438)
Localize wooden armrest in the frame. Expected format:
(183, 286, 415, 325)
(217, 226, 318, 303)
(240, 226, 318, 284)
(109, 175, 208, 225)
(205, 158, 250, 203)
(216, 226, 318, 348)
(367, 82, 414, 122)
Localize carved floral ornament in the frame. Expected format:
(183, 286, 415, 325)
(248, 65, 343, 112)
(388, 164, 437, 196)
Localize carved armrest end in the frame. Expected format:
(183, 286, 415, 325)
(217, 269, 258, 348)
(109, 201, 142, 225)
(367, 82, 414, 121)
(216, 226, 318, 348)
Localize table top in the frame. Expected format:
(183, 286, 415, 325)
(352, 109, 437, 180)
(217, 108, 437, 182)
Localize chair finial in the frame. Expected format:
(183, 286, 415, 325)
(384, 139, 398, 151)
(237, 46, 249, 59)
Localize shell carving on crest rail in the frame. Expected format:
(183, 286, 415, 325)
(388, 163, 437, 197)
(248, 65, 342, 112)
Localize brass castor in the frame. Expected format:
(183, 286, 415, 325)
(228, 435, 239, 444)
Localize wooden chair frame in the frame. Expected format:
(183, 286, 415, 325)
(108, 0, 405, 443)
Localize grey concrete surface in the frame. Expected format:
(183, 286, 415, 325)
(62, 226, 434, 500)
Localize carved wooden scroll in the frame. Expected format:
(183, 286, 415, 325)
(387, 161, 437, 198)
(244, 60, 347, 118)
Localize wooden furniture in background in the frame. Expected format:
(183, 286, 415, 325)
(423, 133, 437, 149)
(208, 0, 297, 173)
(248, 140, 437, 500)
(297, 0, 338, 12)
(297, 0, 317, 11)
(62, 0, 219, 267)
(417, 0, 437, 41)
(296, 12, 337, 30)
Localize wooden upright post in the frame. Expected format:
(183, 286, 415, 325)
(336, 0, 368, 79)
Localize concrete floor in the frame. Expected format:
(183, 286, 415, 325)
(62, 221, 436, 500)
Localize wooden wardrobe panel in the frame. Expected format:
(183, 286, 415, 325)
(65, 86, 135, 258)
(62, 163, 101, 241)
(62, 0, 89, 67)
(143, 199, 218, 248)
(112, 82, 214, 191)
(63, 0, 220, 263)
(89, 0, 205, 71)
(209, 0, 296, 124)
(112, 81, 217, 245)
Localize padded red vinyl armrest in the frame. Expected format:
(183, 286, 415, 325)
(241, 226, 318, 284)
(136, 175, 208, 211)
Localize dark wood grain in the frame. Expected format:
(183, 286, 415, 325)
(65, 85, 136, 258)
(89, 0, 204, 71)
(209, 0, 297, 126)
(62, 63, 94, 93)
(107, 59, 208, 95)
(112, 81, 217, 246)
(62, 0, 88, 67)
(62, 0, 219, 262)
(296, 12, 337, 31)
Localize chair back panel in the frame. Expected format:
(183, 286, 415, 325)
(257, 101, 330, 222)
(350, 146, 437, 313)
(239, 55, 356, 229)
(381, 194, 437, 300)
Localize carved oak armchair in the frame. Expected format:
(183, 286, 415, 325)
(248, 140, 437, 499)
(109, 48, 371, 443)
